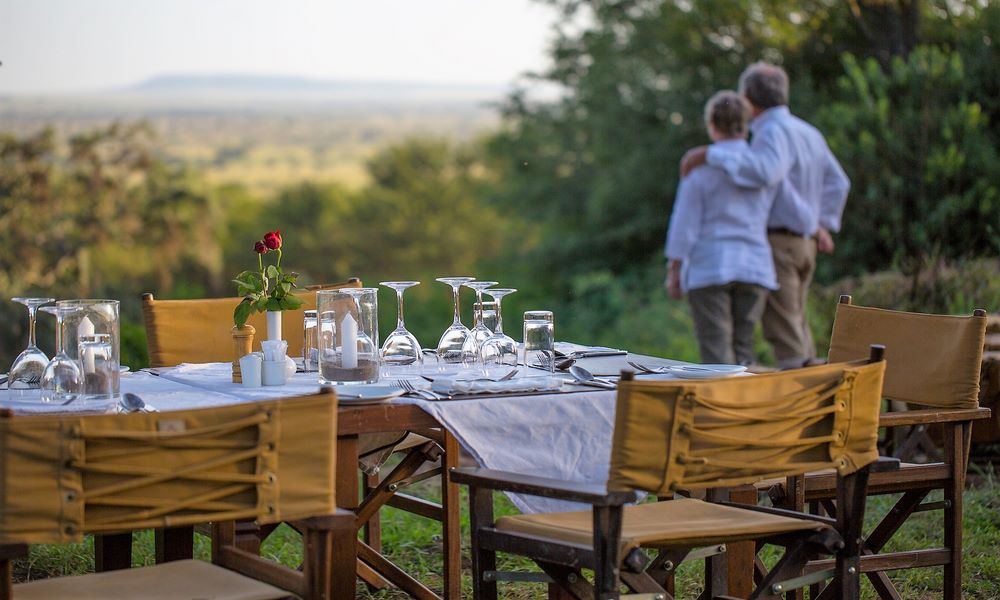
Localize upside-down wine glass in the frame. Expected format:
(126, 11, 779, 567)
(479, 288, 518, 367)
(460, 280, 498, 366)
(380, 281, 422, 370)
(38, 304, 83, 403)
(8, 297, 55, 395)
(435, 277, 475, 363)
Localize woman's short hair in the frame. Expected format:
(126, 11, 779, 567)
(704, 90, 751, 138)
(738, 62, 789, 109)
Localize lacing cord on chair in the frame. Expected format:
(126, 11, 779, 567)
(676, 377, 847, 489)
(70, 411, 273, 532)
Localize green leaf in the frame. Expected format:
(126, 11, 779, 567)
(280, 295, 305, 311)
(280, 282, 291, 294)
(233, 298, 255, 328)
(255, 297, 270, 312)
(265, 298, 282, 312)
(234, 270, 264, 293)
(266, 265, 279, 280)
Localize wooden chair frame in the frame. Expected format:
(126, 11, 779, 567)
(0, 396, 357, 600)
(454, 349, 886, 600)
(765, 296, 992, 600)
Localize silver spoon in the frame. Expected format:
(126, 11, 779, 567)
(119, 392, 157, 413)
(568, 365, 616, 389)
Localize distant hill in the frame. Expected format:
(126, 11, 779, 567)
(128, 74, 506, 103)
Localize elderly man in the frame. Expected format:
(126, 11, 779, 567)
(680, 62, 850, 369)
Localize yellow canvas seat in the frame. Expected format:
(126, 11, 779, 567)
(452, 349, 887, 600)
(141, 278, 361, 367)
(0, 392, 356, 600)
(12, 558, 289, 600)
(761, 296, 990, 600)
(497, 497, 828, 554)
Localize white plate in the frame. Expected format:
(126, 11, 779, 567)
(667, 364, 747, 379)
(334, 385, 405, 404)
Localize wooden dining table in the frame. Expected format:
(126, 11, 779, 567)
(4, 353, 758, 599)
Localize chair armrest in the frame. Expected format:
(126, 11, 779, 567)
(714, 502, 837, 527)
(0, 544, 27, 560)
(450, 467, 638, 506)
(878, 407, 991, 428)
(872, 456, 901, 472)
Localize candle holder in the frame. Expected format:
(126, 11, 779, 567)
(57, 299, 121, 398)
(317, 288, 379, 385)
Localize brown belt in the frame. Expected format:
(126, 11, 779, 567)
(767, 227, 808, 238)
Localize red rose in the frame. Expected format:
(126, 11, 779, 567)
(263, 230, 282, 250)
(254, 241, 268, 254)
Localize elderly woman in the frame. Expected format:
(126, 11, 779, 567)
(664, 90, 778, 365)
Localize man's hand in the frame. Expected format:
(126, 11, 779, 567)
(816, 227, 835, 254)
(680, 146, 708, 178)
(665, 270, 683, 300)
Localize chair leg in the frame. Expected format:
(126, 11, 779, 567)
(301, 510, 356, 600)
(592, 505, 623, 600)
(1, 544, 27, 600)
(537, 562, 594, 600)
(469, 485, 497, 600)
(835, 467, 870, 600)
(943, 422, 968, 600)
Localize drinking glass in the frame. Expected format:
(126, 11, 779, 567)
(523, 311, 555, 372)
(317, 288, 379, 385)
(57, 299, 120, 397)
(303, 310, 319, 372)
(474, 301, 498, 332)
(479, 288, 518, 367)
(8, 297, 55, 394)
(435, 276, 475, 363)
(38, 305, 83, 403)
(380, 281, 422, 372)
(460, 281, 498, 365)
(78, 334, 115, 403)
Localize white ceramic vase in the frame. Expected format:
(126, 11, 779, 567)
(265, 310, 282, 341)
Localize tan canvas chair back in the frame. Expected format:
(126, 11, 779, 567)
(828, 299, 986, 409)
(142, 278, 361, 367)
(0, 392, 337, 545)
(608, 359, 885, 495)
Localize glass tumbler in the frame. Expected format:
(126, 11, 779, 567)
(78, 334, 115, 403)
(57, 299, 121, 398)
(523, 311, 555, 372)
(303, 310, 319, 372)
(316, 288, 379, 385)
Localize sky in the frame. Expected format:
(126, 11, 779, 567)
(0, 0, 557, 94)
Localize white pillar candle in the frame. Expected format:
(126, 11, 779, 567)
(78, 315, 96, 372)
(341, 313, 358, 369)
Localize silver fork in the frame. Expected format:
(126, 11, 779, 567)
(399, 379, 437, 400)
(626, 360, 670, 374)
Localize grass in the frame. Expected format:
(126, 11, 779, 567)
(13, 466, 1000, 599)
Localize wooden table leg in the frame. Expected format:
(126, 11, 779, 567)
(336, 434, 361, 590)
(94, 533, 132, 571)
(441, 430, 462, 600)
(154, 526, 194, 563)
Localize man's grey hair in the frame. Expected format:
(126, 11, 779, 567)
(738, 62, 789, 109)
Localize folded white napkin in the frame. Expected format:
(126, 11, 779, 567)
(430, 374, 565, 396)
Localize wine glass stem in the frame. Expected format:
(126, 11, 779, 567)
(27, 305, 38, 348)
(396, 288, 405, 330)
(54, 313, 64, 354)
(451, 285, 462, 326)
(474, 290, 484, 327)
(494, 297, 504, 335)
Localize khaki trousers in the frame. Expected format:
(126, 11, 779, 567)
(688, 282, 769, 365)
(763, 232, 817, 369)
